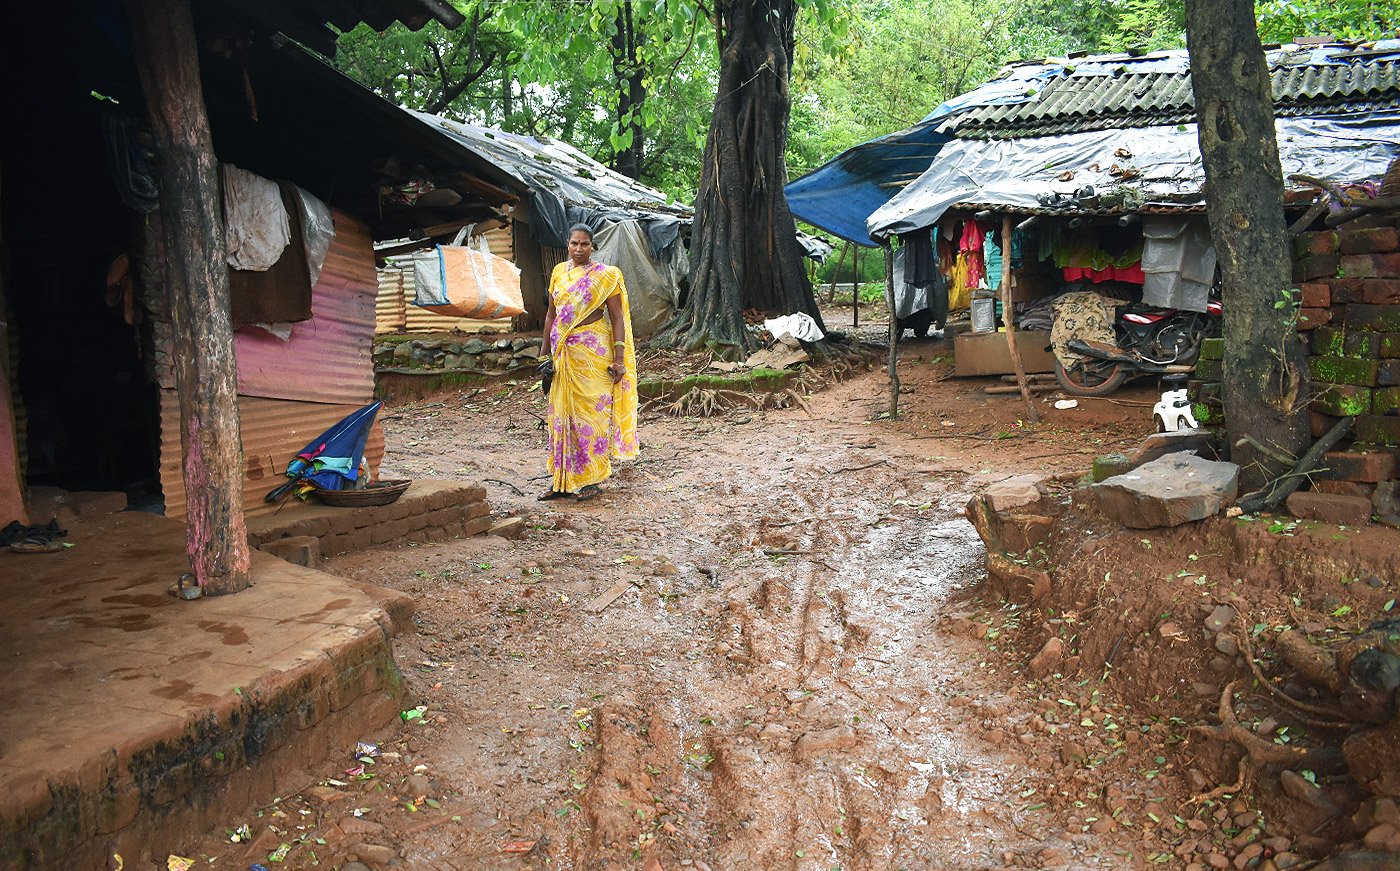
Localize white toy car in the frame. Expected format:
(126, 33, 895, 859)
(1153, 385, 1199, 432)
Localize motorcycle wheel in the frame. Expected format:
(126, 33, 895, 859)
(1055, 358, 1129, 396)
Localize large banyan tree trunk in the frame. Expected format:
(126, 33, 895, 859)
(652, 0, 824, 356)
(1185, 0, 1309, 491)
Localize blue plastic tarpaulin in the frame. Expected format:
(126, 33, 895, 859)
(785, 124, 951, 246)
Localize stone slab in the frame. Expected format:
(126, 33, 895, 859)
(982, 474, 1049, 513)
(1093, 453, 1240, 528)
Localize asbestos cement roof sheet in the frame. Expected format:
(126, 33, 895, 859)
(945, 41, 1400, 139)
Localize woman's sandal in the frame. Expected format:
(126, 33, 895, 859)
(537, 490, 571, 501)
(576, 485, 602, 501)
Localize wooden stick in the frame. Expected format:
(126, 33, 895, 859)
(852, 244, 861, 329)
(884, 244, 899, 418)
(983, 383, 1057, 395)
(1001, 216, 1039, 423)
(827, 241, 850, 305)
(1235, 416, 1354, 514)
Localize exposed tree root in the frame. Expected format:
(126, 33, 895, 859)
(1185, 755, 1251, 808)
(1234, 615, 1352, 728)
(1190, 681, 1344, 770)
(1276, 628, 1347, 694)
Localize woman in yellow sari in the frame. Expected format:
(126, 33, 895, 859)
(538, 225, 639, 500)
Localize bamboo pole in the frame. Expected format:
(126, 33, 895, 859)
(852, 244, 861, 329)
(1001, 215, 1039, 423)
(885, 243, 899, 419)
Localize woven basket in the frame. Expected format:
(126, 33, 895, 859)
(313, 479, 412, 508)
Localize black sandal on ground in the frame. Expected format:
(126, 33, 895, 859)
(576, 485, 602, 501)
(537, 489, 571, 501)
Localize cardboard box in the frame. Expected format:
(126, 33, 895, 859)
(954, 329, 1057, 377)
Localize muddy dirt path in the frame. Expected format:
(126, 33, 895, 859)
(191, 347, 1168, 869)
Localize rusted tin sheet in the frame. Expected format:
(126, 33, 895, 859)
(375, 269, 408, 333)
(159, 391, 385, 520)
(155, 211, 378, 406)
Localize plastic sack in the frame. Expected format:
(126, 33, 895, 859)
(411, 231, 525, 319)
(763, 312, 824, 344)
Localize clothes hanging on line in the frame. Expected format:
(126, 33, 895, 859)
(1063, 263, 1145, 284)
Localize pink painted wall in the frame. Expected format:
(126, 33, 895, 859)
(230, 212, 377, 407)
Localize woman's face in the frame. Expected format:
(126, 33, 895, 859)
(567, 231, 593, 265)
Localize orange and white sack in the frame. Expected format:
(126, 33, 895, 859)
(411, 229, 524, 319)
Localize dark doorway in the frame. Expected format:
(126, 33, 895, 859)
(1, 6, 162, 507)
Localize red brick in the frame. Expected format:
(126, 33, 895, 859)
(1340, 226, 1400, 255)
(1363, 279, 1400, 304)
(1300, 282, 1331, 308)
(1315, 450, 1397, 483)
(1310, 411, 1343, 438)
(1341, 254, 1378, 279)
(1355, 415, 1400, 446)
(1297, 230, 1339, 256)
(1379, 361, 1400, 388)
(1286, 491, 1373, 526)
(1296, 254, 1340, 282)
(1297, 308, 1330, 330)
(1329, 278, 1367, 303)
(462, 516, 494, 537)
(1347, 252, 1400, 278)
(1312, 480, 1377, 499)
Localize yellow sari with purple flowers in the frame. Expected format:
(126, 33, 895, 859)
(547, 261, 639, 493)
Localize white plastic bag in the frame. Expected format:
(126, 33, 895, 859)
(763, 312, 824, 344)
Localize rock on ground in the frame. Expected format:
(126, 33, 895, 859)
(1093, 453, 1239, 528)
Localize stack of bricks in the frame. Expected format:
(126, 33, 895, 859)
(1187, 338, 1225, 427)
(247, 481, 493, 558)
(1292, 214, 1400, 526)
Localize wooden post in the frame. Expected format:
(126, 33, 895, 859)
(1001, 215, 1039, 424)
(127, 0, 251, 595)
(884, 243, 899, 419)
(851, 244, 860, 329)
(827, 240, 850, 304)
(0, 248, 26, 526)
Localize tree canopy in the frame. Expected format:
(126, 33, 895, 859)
(334, 1, 1394, 203)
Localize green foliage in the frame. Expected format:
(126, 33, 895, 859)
(332, 0, 1390, 206)
(790, 0, 1019, 177)
(1256, 0, 1398, 42)
(1005, 0, 1185, 54)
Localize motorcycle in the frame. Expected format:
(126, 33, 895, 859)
(1054, 299, 1222, 396)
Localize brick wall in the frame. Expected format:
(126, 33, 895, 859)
(1294, 213, 1400, 524)
(1189, 210, 1400, 525)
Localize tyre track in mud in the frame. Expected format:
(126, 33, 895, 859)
(185, 375, 1144, 869)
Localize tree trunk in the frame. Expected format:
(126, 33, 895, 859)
(127, 0, 251, 595)
(1185, 0, 1308, 491)
(610, 1, 646, 180)
(652, 0, 823, 357)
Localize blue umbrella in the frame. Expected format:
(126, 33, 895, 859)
(265, 401, 382, 501)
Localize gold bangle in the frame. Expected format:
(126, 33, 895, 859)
(613, 341, 625, 346)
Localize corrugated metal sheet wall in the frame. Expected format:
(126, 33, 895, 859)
(154, 209, 384, 519)
(154, 210, 379, 406)
(229, 212, 378, 405)
(376, 270, 408, 333)
(374, 225, 515, 335)
(159, 391, 385, 520)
